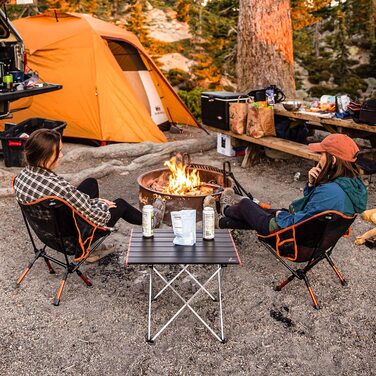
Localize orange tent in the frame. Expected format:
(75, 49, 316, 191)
(5, 12, 199, 143)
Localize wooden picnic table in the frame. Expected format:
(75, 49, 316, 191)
(274, 104, 376, 137)
(204, 104, 376, 165)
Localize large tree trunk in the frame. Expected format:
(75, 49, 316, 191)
(236, 0, 296, 97)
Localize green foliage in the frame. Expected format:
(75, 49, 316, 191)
(370, 44, 376, 72)
(355, 64, 376, 78)
(178, 88, 206, 120)
(308, 71, 331, 85)
(5, 0, 374, 100)
(176, 0, 190, 22)
(337, 76, 368, 97)
(148, 0, 176, 9)
(167, 68, 193, 89)
(126, 0, 149, 45)
(308, 85, 337, 98)
(292, 0, 374, 98)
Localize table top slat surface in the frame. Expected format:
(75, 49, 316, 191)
(126, 229, 241, 265)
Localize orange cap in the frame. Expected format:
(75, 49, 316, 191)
(308, 134, 359, 162)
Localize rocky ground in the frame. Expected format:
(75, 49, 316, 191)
(0, 126, 375, 376)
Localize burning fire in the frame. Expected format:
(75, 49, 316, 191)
(163, 156, 201, 195)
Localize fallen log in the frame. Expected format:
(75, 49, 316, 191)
(63, 135, 216, 185)
(61, 135, 216, 165)
(0, 135, 216, 197)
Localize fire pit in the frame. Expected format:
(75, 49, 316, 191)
(138, 155, 233, 225)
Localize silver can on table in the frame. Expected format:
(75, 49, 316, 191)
(202, 206, 215, 240)
(142, 205, 154, 238)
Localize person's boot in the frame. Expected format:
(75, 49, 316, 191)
(152, 198, 166, 228)
(220, 188, 245, 215)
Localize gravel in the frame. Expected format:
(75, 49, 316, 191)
(0, 127, 375, 376)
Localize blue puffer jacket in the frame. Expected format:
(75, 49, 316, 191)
(275, 177, 368, 229)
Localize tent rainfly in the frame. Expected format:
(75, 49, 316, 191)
(6, 12, 199, 143)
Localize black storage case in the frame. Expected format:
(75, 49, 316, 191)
(359, 99, 376, 126)
(201, 91, 249, 130)
(0, 118, 66, 167)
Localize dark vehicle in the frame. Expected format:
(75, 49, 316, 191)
(0, 2, 62, 118)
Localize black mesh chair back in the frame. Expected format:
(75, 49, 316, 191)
(17, 196, 112, 305)
(19, 197, 107, 258)
(20, 198, 77, 255)
(257, 210, 356, 309)
(260, 211, 355, 263)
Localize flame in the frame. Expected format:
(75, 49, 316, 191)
(163, 156, 201, 195)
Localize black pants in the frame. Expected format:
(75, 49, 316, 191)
(77, 178, 142, 227)
(220, 198, 278, 235)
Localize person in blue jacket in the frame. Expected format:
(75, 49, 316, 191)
(206, 133, 367, 235)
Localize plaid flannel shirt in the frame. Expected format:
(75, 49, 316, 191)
(14, 166, 111, 227)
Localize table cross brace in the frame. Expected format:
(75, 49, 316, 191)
(147, 264, 225, 343)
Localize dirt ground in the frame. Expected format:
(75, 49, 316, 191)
(0, 126, 375, 376)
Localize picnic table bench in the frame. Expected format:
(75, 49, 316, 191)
(204, 103, 376, 166)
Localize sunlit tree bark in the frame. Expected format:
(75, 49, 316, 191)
(236, 0, 296, 97)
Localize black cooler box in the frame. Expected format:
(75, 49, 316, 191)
(201, 91, 249, 130)
(0, 118, 66, 167)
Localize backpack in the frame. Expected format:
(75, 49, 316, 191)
(359, 99, 376, 125)
(347, 100, 362, 121)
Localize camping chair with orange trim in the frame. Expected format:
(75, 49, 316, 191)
(16, 196, 114, 306)
(257, 210, 356, 309)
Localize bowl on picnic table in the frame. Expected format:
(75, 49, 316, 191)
(282, 100, 302, 112)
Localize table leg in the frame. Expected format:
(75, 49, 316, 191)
(217, 265, 225, 342)
(147, 267, 153, 343)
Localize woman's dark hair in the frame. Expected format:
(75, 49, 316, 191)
(314, 152, 361, 186)
(24, 129, 61, 169)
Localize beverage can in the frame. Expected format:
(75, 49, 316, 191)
(293, 172, 301, 181)
(3, 74, 13, 91)
(203, 206, 215, 240)
(142, 205, 154, 238)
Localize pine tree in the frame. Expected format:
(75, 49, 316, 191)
(345, 0, 374, 47)
(176, 0, 190, 23)
(46, 0, 69, 10)
(291, 0, 331, 30)
(237, 0, 296, 96)
(331, 6, 352, 85)
(127, 1, 149, 45)
(65, 0, 98, 13)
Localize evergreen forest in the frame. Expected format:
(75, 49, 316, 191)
(7, 0, 376, 119)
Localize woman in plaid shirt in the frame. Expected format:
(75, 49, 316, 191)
(14, 129, 164, 229)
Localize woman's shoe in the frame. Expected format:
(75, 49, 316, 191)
(152, 198, 166, 228)
(203, 195, 219, 228)
(220, 188, 245, 215)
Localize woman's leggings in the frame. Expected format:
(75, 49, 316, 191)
(77, 178, 142, 227)
(221, 198, 278, 235)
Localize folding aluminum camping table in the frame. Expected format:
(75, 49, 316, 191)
(125, 228, 241, 343)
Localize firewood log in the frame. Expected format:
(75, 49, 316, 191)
(355, 227, 376, 245)
(361, 208, 376, 223)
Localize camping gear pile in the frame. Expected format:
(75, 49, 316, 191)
(0, 118, 66, 167)
(201, 87, 282, 139)
(282, 100, 302, 111)
(348, 99, 376, 125)
(1, 12, 199, 143)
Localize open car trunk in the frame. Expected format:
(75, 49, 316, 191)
(0, 3, 62, 118)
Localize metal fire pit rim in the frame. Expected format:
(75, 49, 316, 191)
(137, 166, 230, 198)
